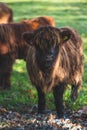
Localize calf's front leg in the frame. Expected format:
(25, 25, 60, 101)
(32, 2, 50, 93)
(53, 83, 65, 118)
(36, 87, 46, 114)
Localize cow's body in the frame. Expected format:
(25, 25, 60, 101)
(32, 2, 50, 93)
(0, 16, 55, 89)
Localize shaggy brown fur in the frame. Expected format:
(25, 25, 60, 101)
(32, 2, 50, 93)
(21, 16, 55, 29)
(0, 23, 31, 89)
(23, 26, 83, 118)
(0, 16, 55, 89)
(0, 2, 13, 23)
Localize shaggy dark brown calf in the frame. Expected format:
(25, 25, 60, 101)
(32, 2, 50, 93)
(0, 16, 55, 89)
(23, 26, 83, 118)
(0, 2, 13, 23)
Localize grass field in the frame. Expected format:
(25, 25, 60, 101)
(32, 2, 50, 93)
(0, 0, 87, 111)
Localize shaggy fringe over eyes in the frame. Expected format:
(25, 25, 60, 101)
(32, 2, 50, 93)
(33, 26, 60, 50)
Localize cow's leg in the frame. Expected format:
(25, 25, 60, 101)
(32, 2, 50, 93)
(0, 62, 13, 89)
(53, 83, 65, 118)
(36, 87, 46, 114)
(71, 85, 79, 101)
(0, 75, 2, 87)
(2, 72, 12, 89)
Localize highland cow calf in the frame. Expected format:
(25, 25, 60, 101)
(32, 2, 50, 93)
(0, 2, 13, 23)
(23, 26, 83, 118)
(0, 16, 55, 89)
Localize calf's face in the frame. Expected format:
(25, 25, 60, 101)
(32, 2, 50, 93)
(23, 26, 71, 72)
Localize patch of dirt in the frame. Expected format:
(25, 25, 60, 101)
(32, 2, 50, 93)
(0, 106, 87, 130)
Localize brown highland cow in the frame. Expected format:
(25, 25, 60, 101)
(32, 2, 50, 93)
(21, 16, 55, 29)
(0, 2, 13, 23)
(0, 16, 55, 89)
(23, 26, 83, 118)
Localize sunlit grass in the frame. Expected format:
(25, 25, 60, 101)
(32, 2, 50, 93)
(0, 0, 87, 111)
(2, 0, 87, 3)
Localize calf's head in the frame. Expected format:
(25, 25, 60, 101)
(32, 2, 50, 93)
(23, 26, 71, 72)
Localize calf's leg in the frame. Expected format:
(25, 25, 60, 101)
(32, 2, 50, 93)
(1, 72, 11, 89)
(53, 83, 65, 118)
(0, 63, 13, 89)
(36, 87, 46, 113)
(71, 84, 79, 101)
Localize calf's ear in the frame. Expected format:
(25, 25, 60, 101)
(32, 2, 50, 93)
(60, 30, 71, 43)
(23, 32, 33, 45)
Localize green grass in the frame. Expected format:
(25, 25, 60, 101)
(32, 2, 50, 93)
(0, 0, 87, 111)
